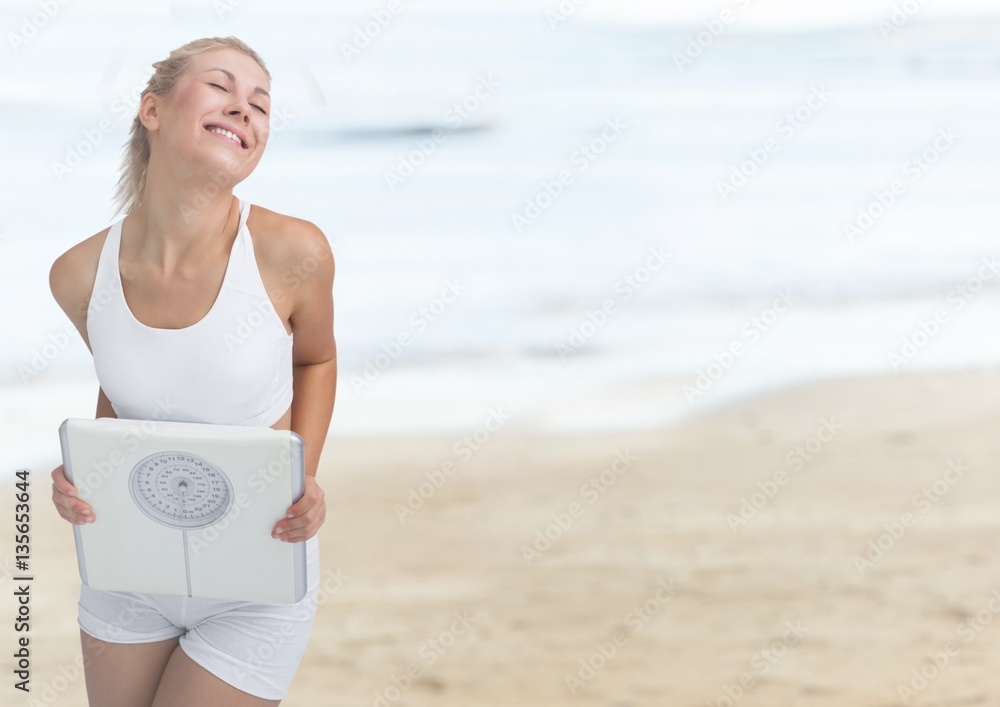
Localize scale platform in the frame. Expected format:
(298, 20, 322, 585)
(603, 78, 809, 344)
(59, 417, 309, 604)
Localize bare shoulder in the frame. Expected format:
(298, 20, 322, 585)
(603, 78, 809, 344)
(49, 225, 112, 325)
(246, 203, 335, 279)
(244, 204, 334, 327)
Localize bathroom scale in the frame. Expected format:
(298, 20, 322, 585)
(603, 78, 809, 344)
(58, 416, 309, 605)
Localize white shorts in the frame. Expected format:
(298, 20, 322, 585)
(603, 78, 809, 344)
(77, 534, 320, 700)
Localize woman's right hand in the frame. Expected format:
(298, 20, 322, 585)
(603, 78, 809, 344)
(51, 464, 95, 525)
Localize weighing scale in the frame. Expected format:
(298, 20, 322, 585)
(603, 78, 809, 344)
(59, 417, 309, 604)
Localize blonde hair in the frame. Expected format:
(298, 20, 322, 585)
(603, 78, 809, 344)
(111, 36, 271, 219)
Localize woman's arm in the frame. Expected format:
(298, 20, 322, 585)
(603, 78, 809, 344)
(292, 357, 337, 479)
(272, 221, 336, 543)
(287, 222, 336, 478)
(49, 238, 107, 524)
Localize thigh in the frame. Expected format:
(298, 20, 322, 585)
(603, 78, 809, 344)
(80, 629, 180, 707)
(78, 583, 186, 642)
(151, 644, 280, 707)
(161, 535, 321, 702)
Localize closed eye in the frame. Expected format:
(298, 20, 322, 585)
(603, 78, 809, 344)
(208, 83, 268, 115)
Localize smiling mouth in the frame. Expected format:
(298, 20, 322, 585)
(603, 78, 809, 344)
(204, 125, 247, 149)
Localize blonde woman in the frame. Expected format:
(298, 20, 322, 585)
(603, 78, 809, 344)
(47, 36, 336, 706)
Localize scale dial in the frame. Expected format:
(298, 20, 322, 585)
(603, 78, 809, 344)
(128, 452, 234, 529)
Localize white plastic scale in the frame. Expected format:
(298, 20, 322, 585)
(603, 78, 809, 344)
(59, 417, 309, 604)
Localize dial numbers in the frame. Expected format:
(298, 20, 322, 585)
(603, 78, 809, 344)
(128, 452, 234, 529)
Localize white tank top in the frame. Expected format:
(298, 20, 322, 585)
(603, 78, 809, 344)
(87, 197, 294, 427)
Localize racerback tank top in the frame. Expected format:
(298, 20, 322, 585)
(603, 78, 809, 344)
(87, 197, 294, 427)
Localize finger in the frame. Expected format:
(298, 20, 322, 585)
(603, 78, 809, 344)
(52, 490, 94, 522)
(273, 511, 315, 538)
(293, 523, 323, 543)
(52, 488, 73, 509)
(54, 471, 78, 498)
(52, 468, 75, 495)
(67, 503, 94, 522)
(284, 487, 323, 519)
(57, 506, 93, 525)
(285, 502, 322, 528)
(277, 525, 311, 543)
(52, 489, 89, 514)
(272, 517, 302, 537)
(280, 496, 317, 524)
(279, 508, 325, 541)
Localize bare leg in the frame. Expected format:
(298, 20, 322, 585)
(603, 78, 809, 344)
(80, 629, 181, 707)
(151, 645, 281, 707)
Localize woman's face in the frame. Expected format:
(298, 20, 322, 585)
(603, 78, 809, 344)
(143, 47, 272, 189)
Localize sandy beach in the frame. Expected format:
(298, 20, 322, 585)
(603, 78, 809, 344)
(4, 0, 1000, 704)
(6, 369, 1000, 706)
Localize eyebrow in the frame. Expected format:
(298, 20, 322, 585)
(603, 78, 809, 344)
(202, 67, 270, 99)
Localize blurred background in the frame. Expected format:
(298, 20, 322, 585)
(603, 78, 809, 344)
(4, 1, 1000, 705)
(5, 0, 1000, 463)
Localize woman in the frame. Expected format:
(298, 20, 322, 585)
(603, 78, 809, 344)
(47, 36, 336, 706)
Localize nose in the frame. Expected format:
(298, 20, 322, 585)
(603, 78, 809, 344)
(227, 106, 250, 123)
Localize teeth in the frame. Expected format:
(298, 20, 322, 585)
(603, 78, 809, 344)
(207, 126, 243, 147)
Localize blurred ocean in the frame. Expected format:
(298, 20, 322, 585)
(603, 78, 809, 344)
(3, 0, 1000, 474)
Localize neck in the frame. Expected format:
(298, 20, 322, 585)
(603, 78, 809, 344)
(126, 185, 238, 274)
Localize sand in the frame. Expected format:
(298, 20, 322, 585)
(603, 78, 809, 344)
(6, 369, 1000, 706)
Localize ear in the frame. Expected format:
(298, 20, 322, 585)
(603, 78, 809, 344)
(137, 92, 161, 133)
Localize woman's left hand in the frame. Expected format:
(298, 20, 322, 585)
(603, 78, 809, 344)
(272, 476, 326, 543)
